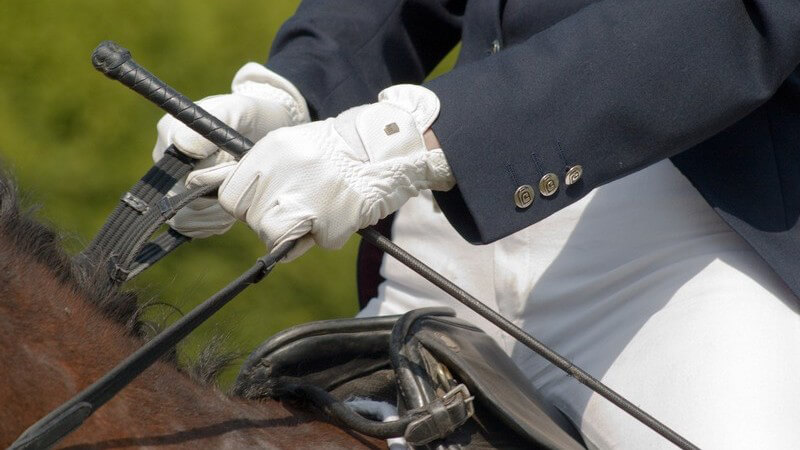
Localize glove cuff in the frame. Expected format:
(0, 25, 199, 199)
(377, 85, 453, 190)
(231, 62, 311, 125)
(378, 84, 441, 132)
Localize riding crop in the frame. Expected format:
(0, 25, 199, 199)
(10, 41, 699, 450)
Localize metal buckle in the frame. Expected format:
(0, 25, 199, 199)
(121, 192, 149, 214)
(442, 384, 475, 416)
(404, 383, 475, 446)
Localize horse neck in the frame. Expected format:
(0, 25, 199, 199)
(0, 228, 377, 449)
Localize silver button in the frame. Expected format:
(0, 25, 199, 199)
(539, 173, 559, 197)
(565, 165, 583, 186)
(514, 185, 534, 209)
(491, 40, 502, 54)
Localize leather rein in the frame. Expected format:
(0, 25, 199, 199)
(9, 41, 698, 450)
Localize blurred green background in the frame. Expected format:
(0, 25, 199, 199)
(0, 1, 456, 386)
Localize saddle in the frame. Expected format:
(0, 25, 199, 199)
(234, 308, 586, 449)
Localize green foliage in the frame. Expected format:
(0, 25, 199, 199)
(0, 0, 457, 386)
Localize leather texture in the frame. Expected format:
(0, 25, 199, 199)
(234, 315, 397, 400)
(233, 309, 586, 449)
(392, 309, 584, 449)
(93, 41, 253, 159)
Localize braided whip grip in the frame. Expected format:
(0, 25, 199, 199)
(91, 40, 252, 158)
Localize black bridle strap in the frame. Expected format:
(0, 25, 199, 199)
(75, 147, 199, 284)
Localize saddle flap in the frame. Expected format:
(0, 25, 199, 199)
(394, 309, 585, 449)
(234, 315, 398, 399)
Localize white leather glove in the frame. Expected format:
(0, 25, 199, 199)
(187, 84, 454, 260)
(152, 63, 310, 238)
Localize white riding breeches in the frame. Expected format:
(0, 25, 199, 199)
(358, 159, 800, 449)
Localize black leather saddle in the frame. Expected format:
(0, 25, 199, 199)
(234, 308, 586, 449)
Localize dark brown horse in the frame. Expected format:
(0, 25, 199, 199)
(0, 174, 382, 449)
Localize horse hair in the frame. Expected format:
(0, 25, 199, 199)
(0, 169, 238, 383)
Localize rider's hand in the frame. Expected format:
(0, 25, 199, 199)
(152, 63, 310, 238)
(187, 84, 455, 260)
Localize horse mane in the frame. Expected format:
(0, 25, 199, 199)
(0, 169, 236, 383)
(0, 168, 384, 449)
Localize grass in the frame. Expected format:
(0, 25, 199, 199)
(0, 0, 456, 386)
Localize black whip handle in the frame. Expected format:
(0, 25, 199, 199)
(91, 40, 252, 159)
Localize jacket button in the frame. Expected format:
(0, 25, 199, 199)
(514, 185, 534, 208)
(539, 173, 559, 197)
(565, 165, 583, 185)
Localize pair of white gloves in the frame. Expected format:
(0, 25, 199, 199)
(154, 63, 454, 260)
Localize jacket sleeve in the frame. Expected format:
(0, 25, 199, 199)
(428, 0, 800, 244)
(266, 0, 465, 119)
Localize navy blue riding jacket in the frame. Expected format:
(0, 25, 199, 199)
(266, 1, 800, 302)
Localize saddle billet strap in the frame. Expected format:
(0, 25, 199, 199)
(76, 145, 203, 284)
(390, 309, 452, 411)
